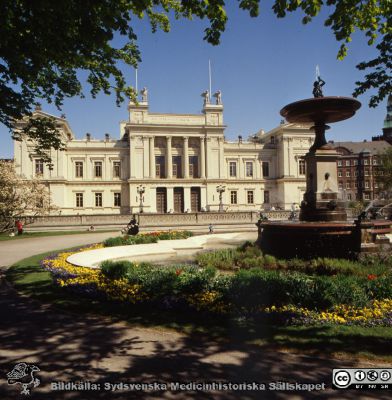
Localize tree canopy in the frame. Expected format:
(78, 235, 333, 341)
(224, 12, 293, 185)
(1, 0, 390, 160)
(0, 160, 53, 232)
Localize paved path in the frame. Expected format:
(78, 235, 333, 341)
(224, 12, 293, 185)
(0, 233, 390, 400)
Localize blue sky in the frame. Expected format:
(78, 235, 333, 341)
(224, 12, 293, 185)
(0, 5, 388, 158)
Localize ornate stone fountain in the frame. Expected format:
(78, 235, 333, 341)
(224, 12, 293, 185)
(257, 78, 391, 259)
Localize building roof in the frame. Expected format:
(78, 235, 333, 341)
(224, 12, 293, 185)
(330, 140, 391, 155)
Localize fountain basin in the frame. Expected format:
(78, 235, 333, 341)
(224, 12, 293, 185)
(280, 97, 361, 124)
(257, 220, 391, 259)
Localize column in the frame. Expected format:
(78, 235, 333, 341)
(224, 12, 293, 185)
(143, 137, 149, 178)
(166, 136, 172, 178)
(166, 187, 174, 212)
(184, 187, 191, 212)
(183, 137, 189, 178)
(200, 136, 206, 178)
(149, 136, 155, 178)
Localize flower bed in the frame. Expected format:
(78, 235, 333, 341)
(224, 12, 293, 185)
(41, 244, 392, 327)
(103, 231, 193, 247)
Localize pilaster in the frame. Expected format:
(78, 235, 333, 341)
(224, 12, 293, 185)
(166, 136, 172, 178)
(149, 136, 155, 178)
(200, 136, 206, 178)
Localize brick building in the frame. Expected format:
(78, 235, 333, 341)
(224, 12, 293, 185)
(331, 141, 390, 202)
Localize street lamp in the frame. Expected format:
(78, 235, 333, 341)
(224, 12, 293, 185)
(137, 185, 145, 213)
(216, 185, 226, 212)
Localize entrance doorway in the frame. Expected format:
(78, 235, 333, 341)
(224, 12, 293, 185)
(190, 187, 201, 212)
(173, 187, 184, 213)
(156, 188, 167, 213)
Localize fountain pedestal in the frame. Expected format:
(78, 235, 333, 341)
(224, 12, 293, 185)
(300, 146, 346, 221)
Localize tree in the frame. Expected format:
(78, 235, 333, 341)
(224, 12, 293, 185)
(1, 1, 390, 161)
(0, 160, 54, 232)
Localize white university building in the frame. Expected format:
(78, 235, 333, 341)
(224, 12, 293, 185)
(14, 90, 314, 215)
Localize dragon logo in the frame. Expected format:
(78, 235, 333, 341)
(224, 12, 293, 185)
(7, 363, 40, 395)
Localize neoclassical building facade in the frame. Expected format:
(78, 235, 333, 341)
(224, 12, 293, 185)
(14, 91, 314, 215)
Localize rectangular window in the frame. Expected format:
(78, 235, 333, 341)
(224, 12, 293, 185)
(354, 171, 359, 177)
(172, 156, 181, 178)
(338, 181, 343, 190)
(229, 161, 237, 177)
(113, 161, 121, 178)
(262, 161, 269, 177)
(345, 160, 350, 166)
(94, 161, 102, 178)
(372, 158, 377, 165)
(299, 159, 306, 175)
(230, 191, 237, 204)
(353, 160, 358, 166)
(338, 160, 342, 167)
(189, 156, 198, 178)
(75, 162, 83, 178)
(35, 159, 44, 176)
(95, 193, 103, 207)
(365, 181, 370, 188)
(263, 190, 270, 204)
(346, 171, 350, 177)
(338, 171, 342, 177)
(172, 163, 178, 178)
(347, 193, 352, 200)
(155, 156, 165, 178)
(354, 181, 358, 188)
(364, 169, 369, 176)
(346, 182, 350, 189)
(114, 192, 121, 207)
(247, 190, 254, 204)
(245, 162, 254, 177)
(76, 193, 83, 208)
(364, 193, 370, 200)
(374, 182, 378, 189)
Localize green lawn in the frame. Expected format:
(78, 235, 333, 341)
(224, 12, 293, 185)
(0, 229, 116, 241)
(6, 250, 392, 362)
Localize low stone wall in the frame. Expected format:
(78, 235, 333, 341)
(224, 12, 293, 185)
(25, 211, 292, 232)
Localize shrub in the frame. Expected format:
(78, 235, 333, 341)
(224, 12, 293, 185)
(196, 249, 237, 270)
(175, 266, 217, 294)
(103, 231, 192, 247)
(100, 260, 135, 280)
(313, 276, 369, 308)
(365, 275, 392, 300)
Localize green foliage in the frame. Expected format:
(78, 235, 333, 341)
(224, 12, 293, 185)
(315, 276, 370, 309)
(156, 231, 193, 240)
(103, 231, 192, 247)
(196, 249, 238, 270)
(175, 266, 217, 295)
(0, 0, 389, 161)
(196, 246, 373, 277)
(365, 275, 392, 300)
(103, 235, 158, 247)
(100, 260, 135, 280)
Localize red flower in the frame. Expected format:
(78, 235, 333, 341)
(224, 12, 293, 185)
(175, 269, 183, 276)
(367, 274, 377, 281)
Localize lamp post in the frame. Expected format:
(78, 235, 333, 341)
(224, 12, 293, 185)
(137, 185, 145, 213)
(216, 185, 225, 212)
